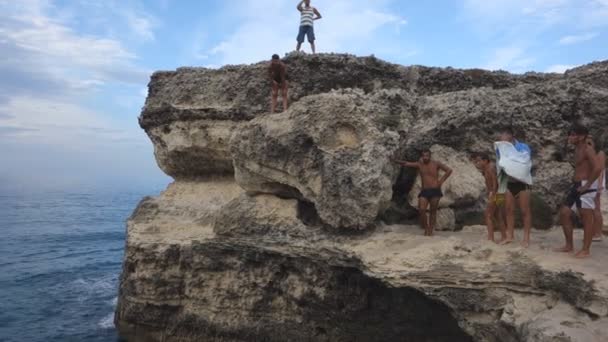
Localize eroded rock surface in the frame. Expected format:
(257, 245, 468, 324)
(118, 54, 608, 342)
(231, 89, 399, 229)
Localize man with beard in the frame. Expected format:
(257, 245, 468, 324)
(393, 149, 452, 236)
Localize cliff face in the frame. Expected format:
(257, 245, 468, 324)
(116, 53, 608, 341)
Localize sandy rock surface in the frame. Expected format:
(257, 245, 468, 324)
(117, 54, 608, 342)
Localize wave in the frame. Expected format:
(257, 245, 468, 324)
(98, 312, 115, 329)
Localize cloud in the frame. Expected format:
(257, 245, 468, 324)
(124, 11, 157, 41)
(0, 0, 152, 149)
(0, 126, 39, 136)
(558, 32, 598, 45)
(545, 64, 577, 73)
(483, 46, 536, 72)
(0, 0, 151, 105)
(202, 0, 410, 65)
(0, 96, 140, 146)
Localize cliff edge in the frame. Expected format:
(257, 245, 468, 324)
(116, 53, 608, 341)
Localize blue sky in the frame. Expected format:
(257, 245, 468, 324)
(0, 0, 606, 191)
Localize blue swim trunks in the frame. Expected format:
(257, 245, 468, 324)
(297, 25, 315, 43)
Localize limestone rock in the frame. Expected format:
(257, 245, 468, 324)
(213, 194, 322, 241)
(118, 54, 608, 342)
(231, 89, 400, 230)
(148, 120, 241, 178)
(436, 208, 456, 231)
(408, 145, 485, 209)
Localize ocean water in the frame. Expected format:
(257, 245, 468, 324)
(0, 185, 166, 342)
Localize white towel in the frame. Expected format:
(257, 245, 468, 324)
(494, 141, 533, 189)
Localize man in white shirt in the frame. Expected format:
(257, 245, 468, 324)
(296, 0, 322, 54)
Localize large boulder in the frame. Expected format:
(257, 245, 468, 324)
(231, 89, 400, 230)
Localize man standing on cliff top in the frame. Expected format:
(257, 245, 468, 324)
(296, 0, 322, 54)
(269, 54, 288, 113)
(393, 149, 453, 236)
(555, 125, 602, 258)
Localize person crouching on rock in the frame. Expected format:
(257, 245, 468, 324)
(393, 149, 452, 236)
(473, 152, 507, 243)
(269, 54, 288, 113)
(296, 0, 322, 54)
(555, 124, 602, 258)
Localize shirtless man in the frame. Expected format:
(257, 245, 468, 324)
(268, 54, 288, 113)
(586, 136, 606, 242)
(555, 125, 602, 258)
(498, 127, 533, 247)
(393, 149, 453, 236)
(296, 0, 322, 54)
(473, 152, 507, 242)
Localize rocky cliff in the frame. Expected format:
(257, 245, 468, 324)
(116, 53, 608, 341)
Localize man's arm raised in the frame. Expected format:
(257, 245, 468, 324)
(297, 0, 304, 11)
(437, 162, 453, 186)
(313, 7, 322, 20)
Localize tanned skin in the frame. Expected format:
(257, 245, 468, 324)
(555, 131, 602, 258)
(474, 155, 507, 243)
(296, 0, 322, 53)
(393, 151, 452, 236)
(586, 137, 605, 242)
(268, 57, 288, 113)
(498, 131, 533, 248)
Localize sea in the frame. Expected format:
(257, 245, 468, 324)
(0, 184, 167, 342)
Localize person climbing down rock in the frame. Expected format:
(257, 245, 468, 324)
(586, 135, 606, 242)
(296, 0, 322, 54)
(473, 152, 507, 243)
(393, 149, 452, 236)
(495, 126, 533, 248)
(268, 54, 288, 113)
(555, 124, 602, 259)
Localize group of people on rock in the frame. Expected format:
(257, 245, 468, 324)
(394, 125, 606, 259)
(265, 1, 608, 259)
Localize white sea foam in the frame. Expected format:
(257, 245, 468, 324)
(98, 312, 115, 329)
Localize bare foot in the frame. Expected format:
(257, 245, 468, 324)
(499, 239, 514, 245)
(553, 246, 573, 253)
(575, 250, 590, 259)
(521, 240, 530, 248)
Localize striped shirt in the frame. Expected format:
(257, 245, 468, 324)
(300, 7, 315, 26)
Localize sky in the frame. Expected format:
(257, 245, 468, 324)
(0, 0, 606, 191)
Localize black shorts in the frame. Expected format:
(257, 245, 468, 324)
(419, 188, 443, 200)
(507, 181, 530, 197)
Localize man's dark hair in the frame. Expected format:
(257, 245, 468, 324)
(477, 152, 490, 162)
(500, 126, 515, 136)
(271, 54, 280, 60)
(420, 148, 431, 156)
(569, 124, 589, 136)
